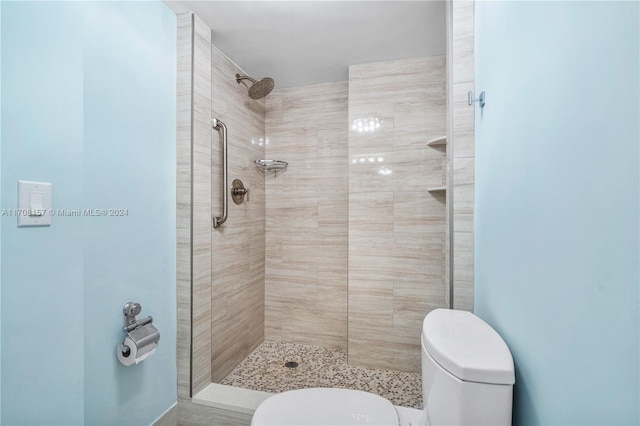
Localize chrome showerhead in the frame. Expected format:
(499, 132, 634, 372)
(236, 73, 275, 99)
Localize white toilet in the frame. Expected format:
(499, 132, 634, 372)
(252, 308, 515, 425)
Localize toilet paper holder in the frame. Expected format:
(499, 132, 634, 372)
(118, 302, 160, 362)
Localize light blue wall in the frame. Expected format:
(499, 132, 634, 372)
(81, 2, 177, 424)
(1, 2, 176, 425)
(474, 1, 639, 425)
(0, 1, 3, 420)
(1, 3, 85, 423)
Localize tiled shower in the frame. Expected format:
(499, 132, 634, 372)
(177, 5, 474, 409)
(263, 58, 447, 374)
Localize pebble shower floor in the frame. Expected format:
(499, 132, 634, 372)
(220, 340, 423, 409)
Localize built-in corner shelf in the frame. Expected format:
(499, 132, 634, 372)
(427, 136, 447, 147)
(428, 186, 447, 193)
(427, 137, 447, 196)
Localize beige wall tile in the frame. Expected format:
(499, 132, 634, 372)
(348, 56, 447, 373)
(394, 102, 446, 148)
(453, 183, 474, 233)
(453, 4, 474, 41)
(265, 82, 349, 350)
(453, 0, 474, 9)
(452, 5, 474, 84)
(210, 43, 266, 382)
(281, 82, 349, 127)
(453, 279, 474, 312)
(453, 231, 474, 283)
(348, 104, 395, 151)
(449, 1, 475, 312)
(265, 93, 283, 125)
(189, 16, 214, 396)
(449, 1, 478, 311)
(177, 399, 252, 426)
(176, 12, 194, 400)
(453, 157, 474, 185)
(176, 12, 266, 393)
(192, 15, 211, 115)
(154, 404, 177, 426)
(452, 81, 475, 158)
(348, 280, 395, 326)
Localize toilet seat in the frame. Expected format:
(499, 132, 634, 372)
(251, 388, 399, 426)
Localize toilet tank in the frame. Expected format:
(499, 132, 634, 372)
(421, 309, 515, 426)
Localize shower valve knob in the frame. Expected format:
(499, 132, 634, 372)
(231, 179, 249, 204)
(233, 187, 249, 202)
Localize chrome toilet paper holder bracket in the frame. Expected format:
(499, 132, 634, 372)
(123, 302, 143, 327)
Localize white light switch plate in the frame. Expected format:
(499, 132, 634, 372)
(17, 180, 52, 227)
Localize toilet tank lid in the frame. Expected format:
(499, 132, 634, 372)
(422, 309, 515, 385)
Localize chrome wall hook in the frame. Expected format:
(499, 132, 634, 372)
(468, 91, 486, 108)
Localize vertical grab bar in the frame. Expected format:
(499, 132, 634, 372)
(212, 117, 228, 228)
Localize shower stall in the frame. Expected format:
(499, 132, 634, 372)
(175, 2, 474, 418)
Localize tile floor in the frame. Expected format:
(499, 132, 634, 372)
(220, 340, 423, 409)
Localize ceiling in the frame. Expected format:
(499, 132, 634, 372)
(164, 1, 446, 88)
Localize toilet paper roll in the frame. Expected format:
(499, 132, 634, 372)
(117, 336, 157, 366)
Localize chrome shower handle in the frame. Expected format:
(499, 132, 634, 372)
(233, 187, 248, 197)
(231, 179, 249, 204)
(212, 117, 228, 228)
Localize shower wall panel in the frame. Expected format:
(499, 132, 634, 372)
(176, 13, 193, 400)
(210, 45, 266, 383)
(264, 82, 349, 349)
(176, 12, 266, 418)
(450, 1, 475, 311)
(347, 56, 447, 373)
(177, 13, 213, 396)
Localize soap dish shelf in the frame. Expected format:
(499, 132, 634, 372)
(428, 186, 447, 193)
(427, 136, 447, 147)
(255, 159, 288, 176)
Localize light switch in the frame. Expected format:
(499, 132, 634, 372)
(17, 181, 52, 227)
(29, 192, 44, 215)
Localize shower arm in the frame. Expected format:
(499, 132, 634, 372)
(212, 117, 228, 228)
(235, 74, 257, 84)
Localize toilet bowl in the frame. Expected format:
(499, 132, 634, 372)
(251, 388, 399, 425)
(252, 309, 515, 426)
